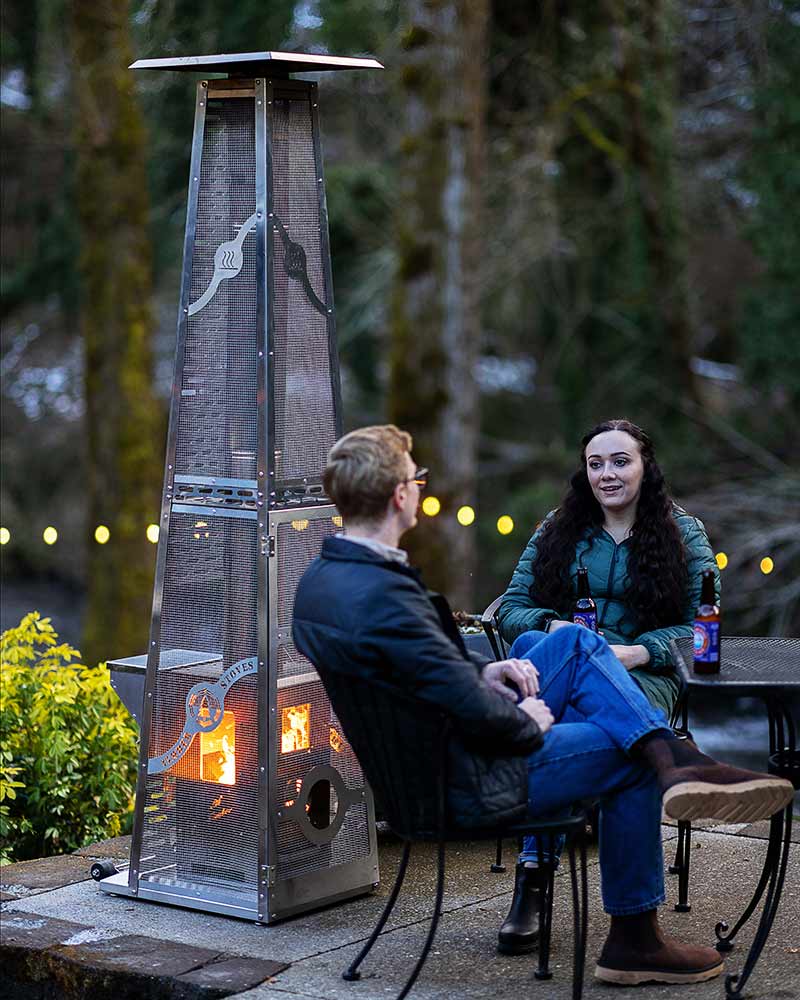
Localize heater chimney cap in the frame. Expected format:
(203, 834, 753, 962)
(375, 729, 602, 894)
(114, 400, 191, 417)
(129, 50, 384, 76)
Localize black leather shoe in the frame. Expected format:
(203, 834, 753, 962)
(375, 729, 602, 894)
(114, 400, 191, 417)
(497, 862, 544, 955)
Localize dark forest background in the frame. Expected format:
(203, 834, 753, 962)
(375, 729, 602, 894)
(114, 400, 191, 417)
(2, 0, 799, 664)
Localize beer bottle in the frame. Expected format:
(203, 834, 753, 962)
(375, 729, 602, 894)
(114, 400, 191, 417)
(693, 569, 720, 673)
(573, 568, 598, 632)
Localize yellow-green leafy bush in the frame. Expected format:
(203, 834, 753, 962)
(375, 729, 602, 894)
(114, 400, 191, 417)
(0, 613, 138, 863)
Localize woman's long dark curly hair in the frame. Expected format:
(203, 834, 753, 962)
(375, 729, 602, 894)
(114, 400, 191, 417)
(530, 419, 688, 632)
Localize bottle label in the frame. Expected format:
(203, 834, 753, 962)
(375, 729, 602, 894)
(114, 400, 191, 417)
(693, 621, 720, 662)
(573, 611, 597, 632)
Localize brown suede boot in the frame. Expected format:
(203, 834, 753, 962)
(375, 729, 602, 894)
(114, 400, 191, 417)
(595, 909, 724, 985)
(637, 732, 794, 823)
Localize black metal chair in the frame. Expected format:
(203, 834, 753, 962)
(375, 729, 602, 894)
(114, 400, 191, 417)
(319, 671, 589, 1000)
(481, 595, 694, 909)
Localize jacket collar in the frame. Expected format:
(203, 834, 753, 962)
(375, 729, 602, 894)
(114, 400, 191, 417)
(320, 535, 421, 580)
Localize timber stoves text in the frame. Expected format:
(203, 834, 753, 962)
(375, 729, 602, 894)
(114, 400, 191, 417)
(98, 51, 382, 922)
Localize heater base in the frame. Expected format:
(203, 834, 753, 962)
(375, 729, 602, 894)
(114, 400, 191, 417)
(97, 870, 258, 921)
(97, 862, 378, 923)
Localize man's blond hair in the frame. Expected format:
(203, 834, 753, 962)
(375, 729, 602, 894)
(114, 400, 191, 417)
(323, 425, 413, 522)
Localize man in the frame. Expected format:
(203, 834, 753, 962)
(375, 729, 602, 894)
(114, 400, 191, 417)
(292, 425, 793, 986)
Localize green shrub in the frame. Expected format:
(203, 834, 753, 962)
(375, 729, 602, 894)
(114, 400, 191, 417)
(0, 612, 138, 863)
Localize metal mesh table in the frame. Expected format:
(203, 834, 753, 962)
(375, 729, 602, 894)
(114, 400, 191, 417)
(672, 636, 800, 999)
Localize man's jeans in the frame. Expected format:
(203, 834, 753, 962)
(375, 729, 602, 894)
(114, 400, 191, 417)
(514, 626, 671, 915)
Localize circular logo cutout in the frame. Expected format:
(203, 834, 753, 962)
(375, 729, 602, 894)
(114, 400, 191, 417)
(187, 687, 223, 730)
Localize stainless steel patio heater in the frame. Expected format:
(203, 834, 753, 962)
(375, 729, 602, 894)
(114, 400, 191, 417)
(97, 51, 382, 923)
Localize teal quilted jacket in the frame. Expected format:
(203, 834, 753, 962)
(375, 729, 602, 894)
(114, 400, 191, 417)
(497, 507, 720, 717)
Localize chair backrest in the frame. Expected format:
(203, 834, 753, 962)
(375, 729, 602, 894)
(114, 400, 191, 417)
(481, 595, 509, 660)
(320, 670, 450, 840)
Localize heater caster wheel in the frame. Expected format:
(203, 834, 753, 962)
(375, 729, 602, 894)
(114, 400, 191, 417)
(90, 860, 118, 882)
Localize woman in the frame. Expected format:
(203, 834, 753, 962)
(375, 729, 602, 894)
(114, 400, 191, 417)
(496, 418, 720, 956)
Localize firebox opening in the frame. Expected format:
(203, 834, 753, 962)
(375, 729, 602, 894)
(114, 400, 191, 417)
(307, 778, 339, 830)
(281, 703, 310, 753)
(200, 710, 236, 784)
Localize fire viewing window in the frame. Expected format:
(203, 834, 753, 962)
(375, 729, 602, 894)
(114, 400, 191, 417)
(200, 710, 236, 784)
(281, 703, 310, 753)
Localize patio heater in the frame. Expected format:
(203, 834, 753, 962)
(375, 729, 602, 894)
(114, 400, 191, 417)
(97, 51, 382, 922)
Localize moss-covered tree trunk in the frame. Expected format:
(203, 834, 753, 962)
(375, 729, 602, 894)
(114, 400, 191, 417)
(389, 0, 488, 607)
(70, 2, 161, 663)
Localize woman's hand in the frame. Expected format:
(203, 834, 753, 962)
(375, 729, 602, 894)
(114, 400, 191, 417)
(546, 619, 574, 634)
(483, 658, 540, 699)
(608, 643, 650, 670)
(519, 696, 554, 733)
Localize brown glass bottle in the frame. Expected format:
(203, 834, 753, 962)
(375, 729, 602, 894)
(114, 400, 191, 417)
(693, 569, 720, 673)
(573, 568, 598, 632)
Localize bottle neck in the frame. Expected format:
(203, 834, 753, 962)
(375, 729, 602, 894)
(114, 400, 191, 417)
(700, 572, 716, 607)
(577, 570, 591, 599)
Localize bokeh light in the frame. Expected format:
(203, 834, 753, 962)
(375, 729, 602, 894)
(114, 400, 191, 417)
(95, 525, 110, 544)
(456, 505, 475, 526)
(496, 515, 514, 535)
(146, 524, 160, 543)
(292, 519, 309, 531)
(422, 496, 441, 517)
(715, 552, 728, 570)
(331, 515, 343, 527)
(0, 527, 9, 546)
(43, 526, 58, 545)
(760, 557, 774, 575)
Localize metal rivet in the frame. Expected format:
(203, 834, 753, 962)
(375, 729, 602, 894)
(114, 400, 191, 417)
(199, 102, 204, 107)
(258, 351, 263, 357)
(183, 307, 188, 314)
(260, 766, 265, 772)
(257, 100, 262, 106)
(148, 692, 152, 698)
(257, 211, 262, 219)
(201, 81, 207, 88)
(256, 80, 261, 84)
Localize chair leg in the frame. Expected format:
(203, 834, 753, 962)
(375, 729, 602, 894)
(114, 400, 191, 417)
(396, 836, 447, 1000)
(568, 832, 588, 1000)
(343, 840, 412, 981)
(490, 836, 506, 873)
(535, 834, 555, 981)
(674, 820, 692, 913)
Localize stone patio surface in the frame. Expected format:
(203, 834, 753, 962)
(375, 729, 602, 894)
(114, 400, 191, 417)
(1, 823, 798, 1000)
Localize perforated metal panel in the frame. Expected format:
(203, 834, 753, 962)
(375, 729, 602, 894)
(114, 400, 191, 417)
(138, 509, 259, 899)
(271, 513, 372, 883)
(270, 85, 339, 487)
(177, 98, 259, 481)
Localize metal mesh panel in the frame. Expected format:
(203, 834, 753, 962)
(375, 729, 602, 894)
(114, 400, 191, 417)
(140, 511, 259, 895)
(176, 98, 258, 480)
(274, 515, 371, 880)
(270, 91, 338, 484)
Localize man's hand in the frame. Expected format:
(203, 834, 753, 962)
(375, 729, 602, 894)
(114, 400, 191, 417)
(608, 643, 650, 670)
(482, 658, 540, 700)
(519, 696, 554, 733)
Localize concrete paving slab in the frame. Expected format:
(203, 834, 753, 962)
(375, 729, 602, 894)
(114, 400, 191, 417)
(0, 853, 104, 897)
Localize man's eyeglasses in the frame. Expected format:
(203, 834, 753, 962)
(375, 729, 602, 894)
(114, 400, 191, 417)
(401, 467, 428, 490)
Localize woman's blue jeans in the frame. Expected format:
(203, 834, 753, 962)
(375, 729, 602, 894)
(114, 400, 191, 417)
(513, 626, 671, 915)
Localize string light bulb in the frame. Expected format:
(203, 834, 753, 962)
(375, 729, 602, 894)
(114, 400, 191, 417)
(43, 526, 58, 545)
(715, 552, 728, 570)
(422, 496, 441, 517)
(95, 525, 110, 544)
(456, 505, 475, 526)
(0, 527, 9, 546)
(496, 515, 514, 536)
(146, 524, 160, 543)
(760, 557, 774, 575)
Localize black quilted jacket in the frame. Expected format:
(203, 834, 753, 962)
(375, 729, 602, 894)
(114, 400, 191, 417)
(292, 536, 544, 829)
